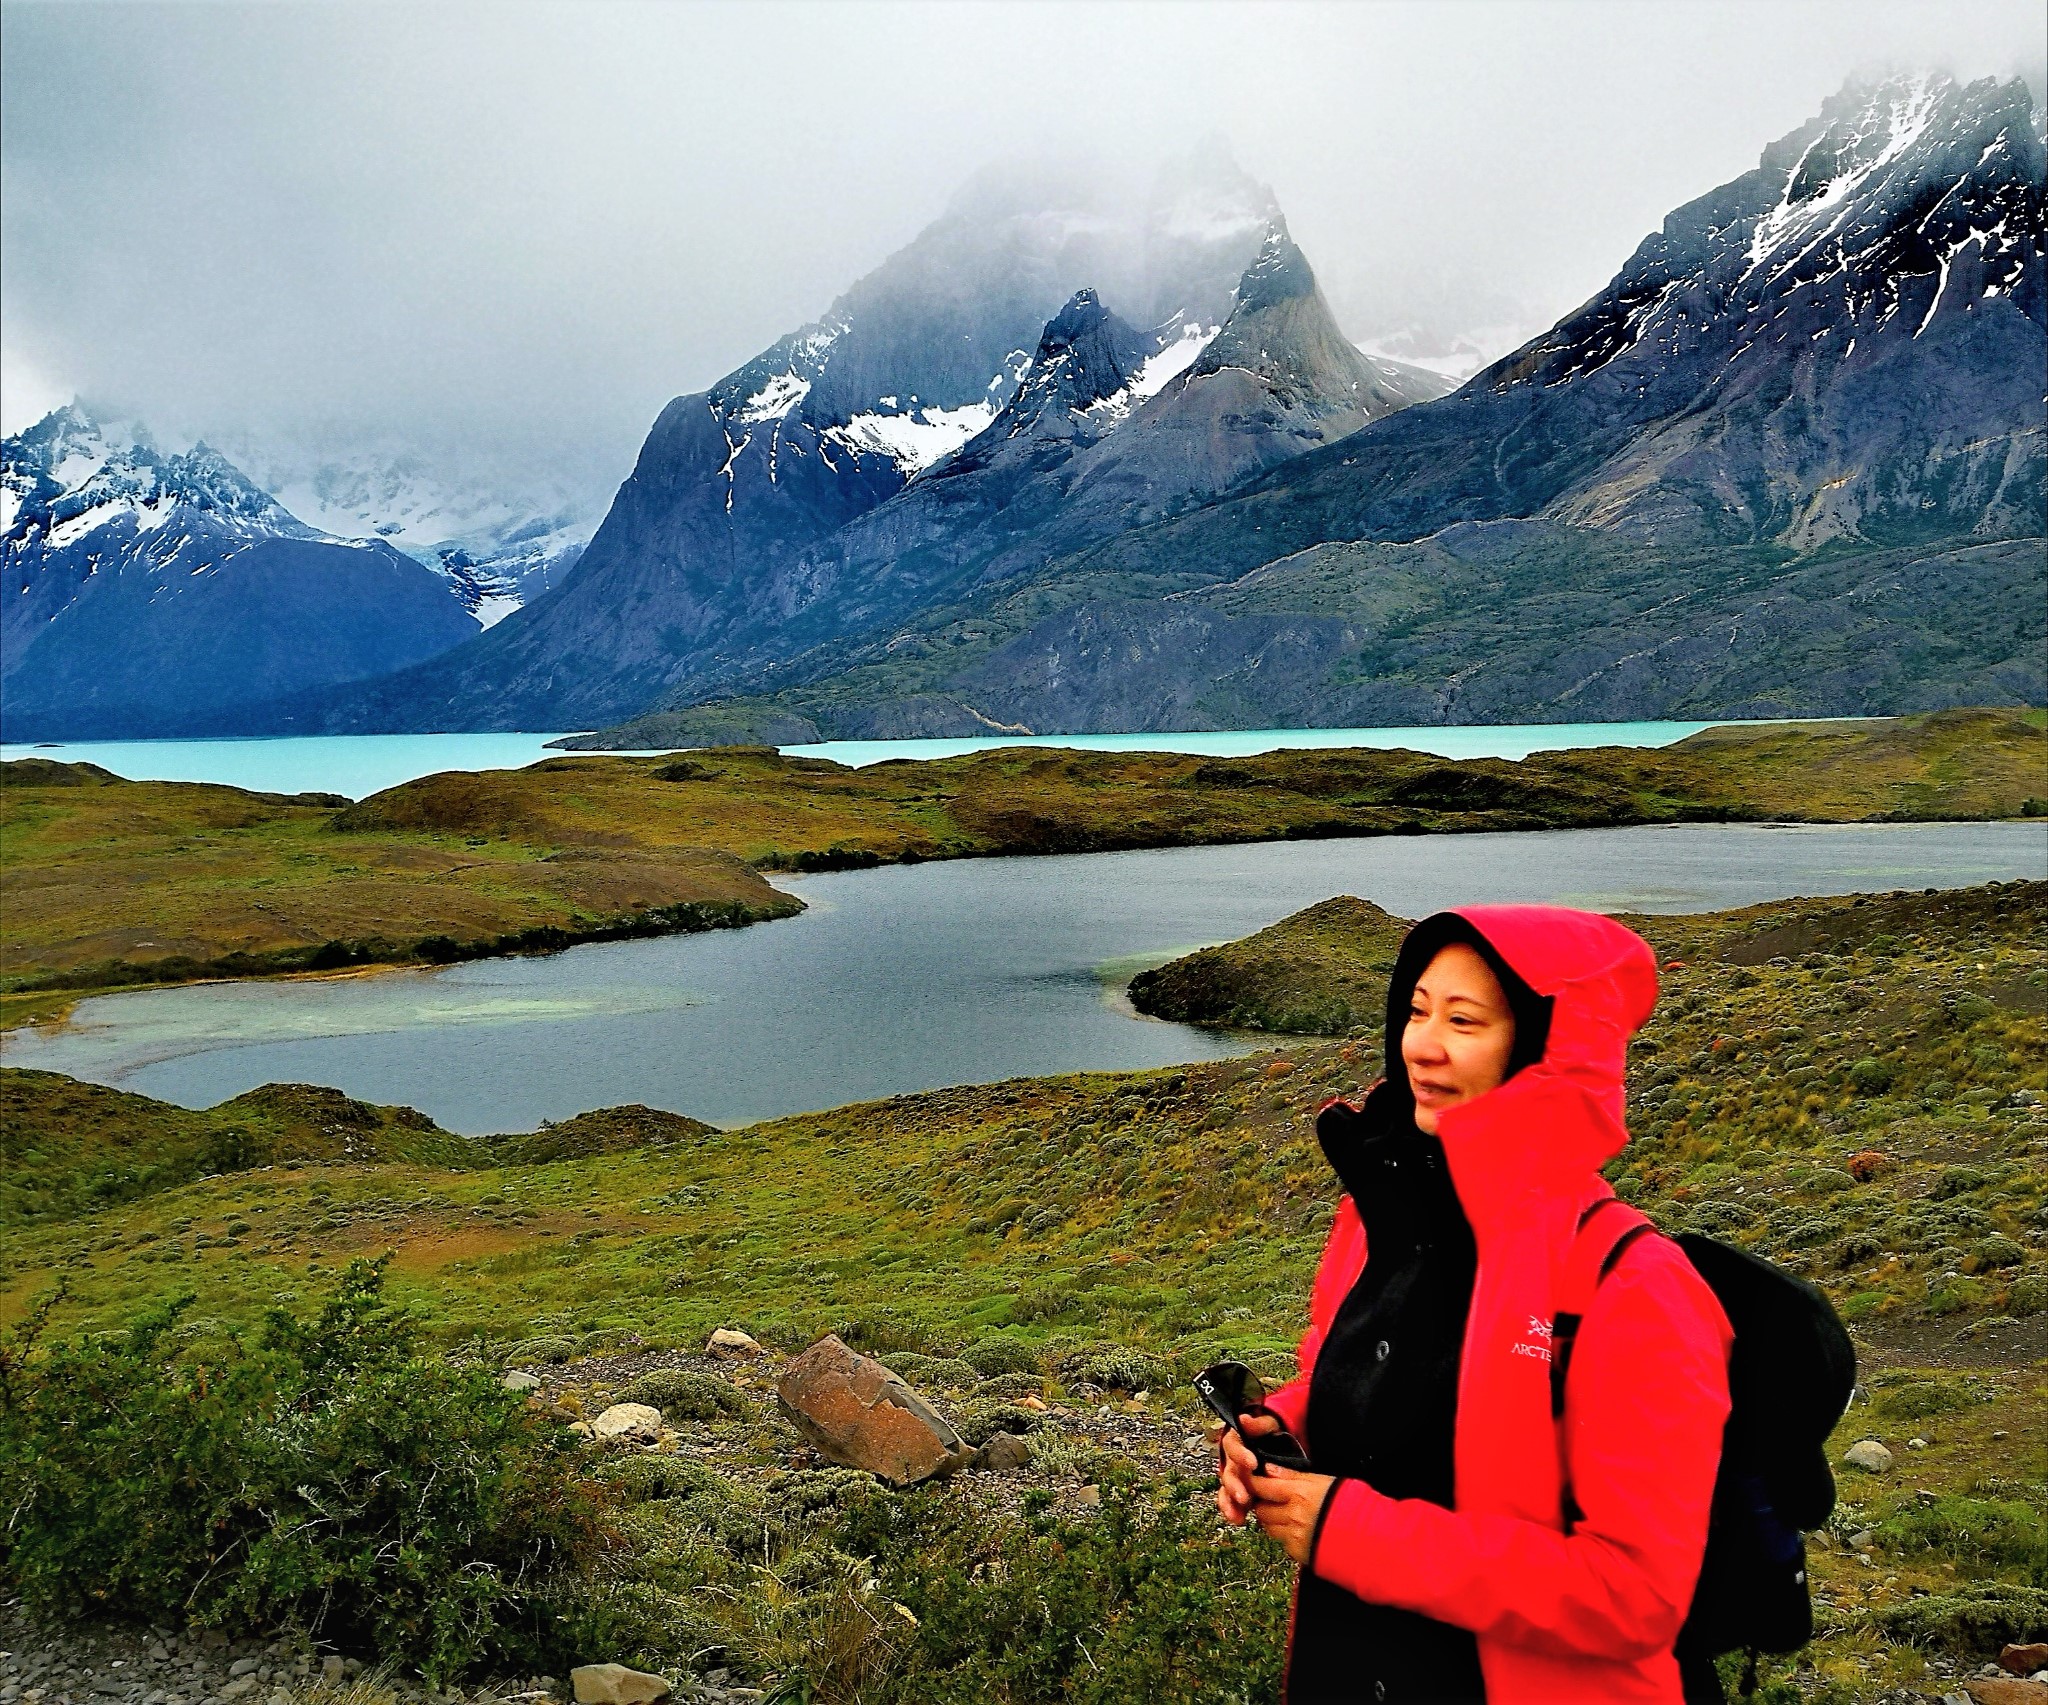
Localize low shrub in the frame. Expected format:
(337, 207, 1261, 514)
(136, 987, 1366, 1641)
(1969, 1234, 2025, 1270)
(950, 1400, 1043, 1447)
(1875, 1582, 2048, 1653)
(880, 1354, 978, 1391)
(0, 1262, 607, 1682)
(971, 1371, 1047, 1401)
(1874, 1495, 2048, 1581)
(613, 1368, 749, 1422)
(1872, 1381, 1975, 1421)
(958, 1335, 1039, 1377)
(503, 1335, 579, 1366)
(1061, 1344, 1166, 1393)
(833, 1476, 1291, 1704)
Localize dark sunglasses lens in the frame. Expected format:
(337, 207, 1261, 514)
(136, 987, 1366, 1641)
(1204, 1360, 1265, 1412)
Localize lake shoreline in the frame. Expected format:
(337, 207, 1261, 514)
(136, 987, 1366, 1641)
(5, 707, 2042, 1031)
(11, 820, 2043, 1135)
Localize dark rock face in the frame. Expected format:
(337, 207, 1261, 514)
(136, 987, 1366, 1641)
(598, 231, 1449, 730)
(617, 73, 2044, 742)
(1, 409, 477, 740)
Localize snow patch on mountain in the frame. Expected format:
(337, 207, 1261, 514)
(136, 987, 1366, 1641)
(737, 371, 813, 422)
(826, 403, 999, 473)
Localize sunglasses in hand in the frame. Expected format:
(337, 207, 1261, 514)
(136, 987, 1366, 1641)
(1194, 1360, 1313, 1472)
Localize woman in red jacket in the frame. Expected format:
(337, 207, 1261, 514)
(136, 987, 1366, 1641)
(1217, 906, 1733, 1703)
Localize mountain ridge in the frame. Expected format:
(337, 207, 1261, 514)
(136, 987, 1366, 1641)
(0, 410, 485, 740)
(256, 148, 1462, 736)
(575, 71, 2043, 746)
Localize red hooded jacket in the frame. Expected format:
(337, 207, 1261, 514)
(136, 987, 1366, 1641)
(1262, 906, 1734, 1702)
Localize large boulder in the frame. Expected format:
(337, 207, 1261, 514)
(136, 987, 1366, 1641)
(775, 1334, 972, 1486)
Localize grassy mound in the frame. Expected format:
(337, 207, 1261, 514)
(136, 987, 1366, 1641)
(0, 1073, 716, 1228)
(1128, 894, 1411, 1033)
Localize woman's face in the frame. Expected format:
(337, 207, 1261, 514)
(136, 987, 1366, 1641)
(1401, 942, 1518, 1134)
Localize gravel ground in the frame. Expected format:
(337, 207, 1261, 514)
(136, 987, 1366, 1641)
(0, 1603, 773, 1705)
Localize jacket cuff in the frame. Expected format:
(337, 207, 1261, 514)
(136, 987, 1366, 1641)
(1307, 1476, 1390, 1591)
(1259, 1374, 1311, 1438)
(1305, 1475, 1350, 1576)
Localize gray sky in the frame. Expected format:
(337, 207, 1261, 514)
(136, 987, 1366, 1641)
(3, 0, 2041, 502)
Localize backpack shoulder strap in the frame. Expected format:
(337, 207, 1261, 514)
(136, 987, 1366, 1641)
(1550, 1195, 1658, 1420)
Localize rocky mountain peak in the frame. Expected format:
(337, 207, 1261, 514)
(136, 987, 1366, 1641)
(2, 408, 303, 545)
(1489, 70, 2043, 400)
(1023, 290, 1154, 409)
(1182, 230, 1409, 421)
(1229, 224, 1315, 315)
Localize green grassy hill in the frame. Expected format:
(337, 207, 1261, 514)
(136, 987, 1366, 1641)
(4, 880, 2044, 1698)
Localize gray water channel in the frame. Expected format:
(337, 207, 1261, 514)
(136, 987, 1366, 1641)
(6, 821, 2041, 1133)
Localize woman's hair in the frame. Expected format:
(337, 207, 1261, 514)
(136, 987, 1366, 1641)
(1380, 913, 1556, 1110)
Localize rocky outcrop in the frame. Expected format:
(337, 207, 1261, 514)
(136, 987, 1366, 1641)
(601, 73, 2044, 741)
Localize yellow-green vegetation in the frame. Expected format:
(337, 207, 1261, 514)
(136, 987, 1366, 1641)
(0, 758, 798, 1026)
(4, 881, 2044, 1696)
(5, 706, 2042, 1021)
(0, 1073, 713, 1227)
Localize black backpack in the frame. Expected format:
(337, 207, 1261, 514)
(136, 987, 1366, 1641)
(1551, 1198, 1857, 1700)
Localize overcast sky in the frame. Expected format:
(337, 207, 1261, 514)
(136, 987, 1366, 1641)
(2, 0, 2041, 501)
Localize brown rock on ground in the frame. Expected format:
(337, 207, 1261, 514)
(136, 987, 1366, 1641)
(571, 1663, 671, 1704)
(2003, 1646, 2048, 1676)
(973, 1431, 1034, 1473)
(775, 1333, 972, 1486)
(1966, 1678, 2048, 1705)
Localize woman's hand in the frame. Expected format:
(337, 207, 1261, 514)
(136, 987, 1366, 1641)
(1246, 1461, 1337, 1566)
(1215, 1412, 1279, 1525)
(1217, 1417, 1337, 1566)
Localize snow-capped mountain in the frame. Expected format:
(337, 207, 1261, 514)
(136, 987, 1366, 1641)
(1035, 72, 2044, 571)
(582, 72, 2043, 743)
(670, 228, 1452, 676)
(1, 408, 483, 738)
(297, 144, 1346, 733)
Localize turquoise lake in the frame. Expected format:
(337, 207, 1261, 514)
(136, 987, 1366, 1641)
(0, 717, 1781, 798)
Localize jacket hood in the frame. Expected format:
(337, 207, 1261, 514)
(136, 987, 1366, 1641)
(1367, 906, 1659, 1218)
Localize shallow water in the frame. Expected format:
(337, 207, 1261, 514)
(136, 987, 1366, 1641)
(7, 821, 2040, 1134)
(0, 717, 1771, 798)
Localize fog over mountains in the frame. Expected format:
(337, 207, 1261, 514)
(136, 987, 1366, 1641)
(3, 77, 2041, 743)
